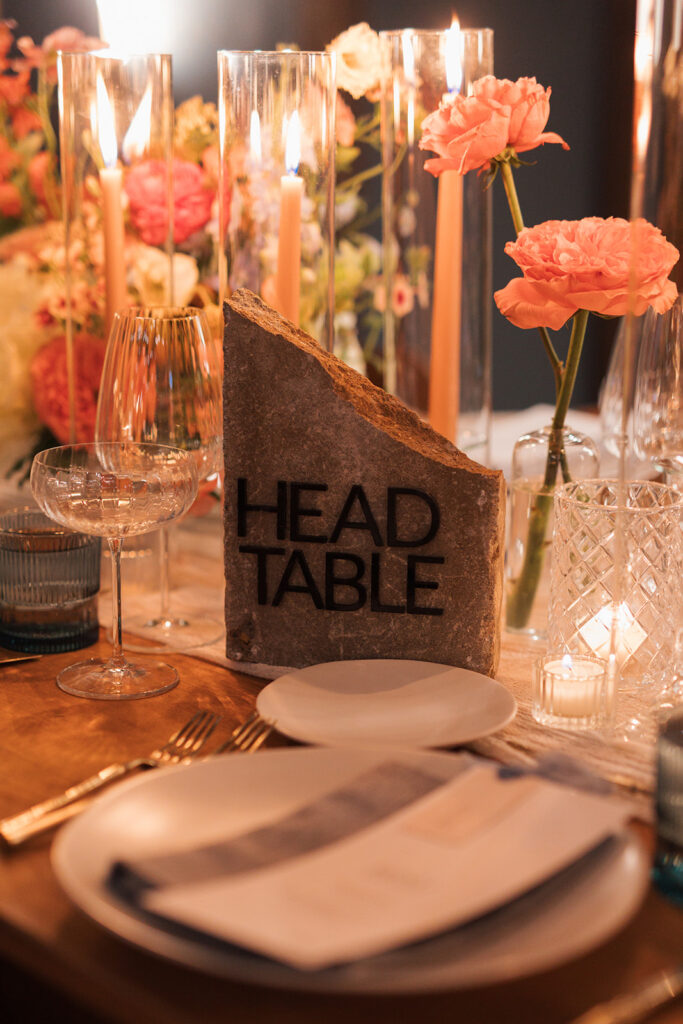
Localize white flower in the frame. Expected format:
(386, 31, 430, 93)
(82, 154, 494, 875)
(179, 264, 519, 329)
(327, 23, 386, 101)
(129, 245, 199, 306)
(398, 206, 417, 238)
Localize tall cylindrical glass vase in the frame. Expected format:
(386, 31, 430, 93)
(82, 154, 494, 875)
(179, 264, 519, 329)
(380, 28, 493, 460)
(57, 49, 174, 442)
(217, 50, 336, 350)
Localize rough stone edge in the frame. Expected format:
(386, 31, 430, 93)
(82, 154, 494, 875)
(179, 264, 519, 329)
(224, 290, 502, 483)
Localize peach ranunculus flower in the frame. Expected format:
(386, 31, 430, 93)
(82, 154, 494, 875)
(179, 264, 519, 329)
(327, 22, 385, 101)
(495, 217, 680, 331)
(419, 75, 569, 176)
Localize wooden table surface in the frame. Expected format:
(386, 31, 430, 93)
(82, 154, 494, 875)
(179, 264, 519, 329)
(1, 635, 682, 1024)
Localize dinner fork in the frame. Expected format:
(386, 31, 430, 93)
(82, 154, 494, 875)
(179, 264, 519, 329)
(0, 710, 221, 847)
(216, 710, 275, 754)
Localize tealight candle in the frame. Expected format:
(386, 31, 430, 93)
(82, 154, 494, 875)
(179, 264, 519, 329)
(533, 653, 608, 729)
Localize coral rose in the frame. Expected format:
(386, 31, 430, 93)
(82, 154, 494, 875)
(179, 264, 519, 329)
(30, 334, 107, 443)
(495, 217, 680, 330)
(125, 158, 214, 246)
(327, 22, 385, 101)
(419, 75, 569, 176)
(0, 181, 22, 218)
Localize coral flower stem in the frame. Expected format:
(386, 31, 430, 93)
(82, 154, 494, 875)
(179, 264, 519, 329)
(506, 309, 590, 629)
(499, 160, 563, 399)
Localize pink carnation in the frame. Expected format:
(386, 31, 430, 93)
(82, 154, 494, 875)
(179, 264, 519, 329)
(495, 217, 680, 330)
(419, 75, 569, 176)
(125, 158, 214, 246)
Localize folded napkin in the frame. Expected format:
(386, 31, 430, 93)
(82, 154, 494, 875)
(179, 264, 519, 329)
(110, 755, 630, 971)
(111, 760, 453, 899)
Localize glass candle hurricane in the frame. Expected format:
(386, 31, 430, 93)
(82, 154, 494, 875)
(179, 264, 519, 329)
(217, 50, 336, 348)
(57, 49, 174, 441)
(548, 479, 683, 732)
(379, 28, 493, 460)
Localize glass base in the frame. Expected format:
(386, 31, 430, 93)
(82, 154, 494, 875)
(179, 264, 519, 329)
(56, 657, 179, 700)
(119, 613, 225, 655)
(653, 852, 683, 908)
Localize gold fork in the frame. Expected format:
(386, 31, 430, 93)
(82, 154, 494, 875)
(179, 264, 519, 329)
(1, 710, 221, 847)
(216, 711, 275, 754)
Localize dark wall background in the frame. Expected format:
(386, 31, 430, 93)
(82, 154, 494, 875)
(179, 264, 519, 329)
(7, 0, 637, 409)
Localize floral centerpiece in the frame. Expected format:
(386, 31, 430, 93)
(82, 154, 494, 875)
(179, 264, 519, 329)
(0, 22, 222, 473)
(0, 20, 392, 474)
(420, 75, 680, 629)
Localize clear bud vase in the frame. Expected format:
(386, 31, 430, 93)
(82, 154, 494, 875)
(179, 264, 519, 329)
(505, 424, 599, 638)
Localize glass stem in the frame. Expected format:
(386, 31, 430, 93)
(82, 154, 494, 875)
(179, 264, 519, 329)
(108, 536, 125, 669)
(159, 525, 170, 619)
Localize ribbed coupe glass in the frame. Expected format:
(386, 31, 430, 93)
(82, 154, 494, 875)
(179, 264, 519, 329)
(31, 443, 197, 700)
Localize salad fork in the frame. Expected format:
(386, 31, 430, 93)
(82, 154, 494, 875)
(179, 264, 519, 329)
(0, 710, 221, 847)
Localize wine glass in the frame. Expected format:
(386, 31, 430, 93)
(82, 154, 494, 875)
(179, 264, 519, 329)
(96, 306, 223, 651)
(30, 443, 198, 700)
(633, 295, 683, 483)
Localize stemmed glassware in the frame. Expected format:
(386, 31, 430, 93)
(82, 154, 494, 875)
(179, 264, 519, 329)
(30, 443, 198, 699)
(633, 295, 683, 483)
(96, 306, 223, 651)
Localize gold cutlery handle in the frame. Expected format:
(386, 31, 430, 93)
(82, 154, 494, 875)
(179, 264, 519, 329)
(0, 759, 145, 847)
(571, 966, 683, 1024)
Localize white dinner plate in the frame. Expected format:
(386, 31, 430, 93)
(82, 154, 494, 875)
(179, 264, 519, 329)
(256, 659, 517, 748)
(52, 747, 649, 994)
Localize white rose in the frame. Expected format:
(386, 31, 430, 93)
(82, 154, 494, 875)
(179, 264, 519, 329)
(129, 245, 199, 306)
(327, 22, 385, 101)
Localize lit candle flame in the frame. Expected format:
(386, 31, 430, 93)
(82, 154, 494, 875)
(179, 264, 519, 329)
(97, 0, 165, 52)
(122, 83, 152, 163)
(249, 109, 262, 163)
(285, 110, 300, 175)
(96, 73, 118, 169)
(445, 17, 462, 94)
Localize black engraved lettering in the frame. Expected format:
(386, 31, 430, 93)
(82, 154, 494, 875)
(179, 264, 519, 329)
(325, 553, 367, 611)
(330, 485, 383, 546)
(272, 549, 324, 609)
(237, 478, 287, 538)
(387, 488, 440, 547)
(238, 545, 286, 604)
(406, 555, 444, 615)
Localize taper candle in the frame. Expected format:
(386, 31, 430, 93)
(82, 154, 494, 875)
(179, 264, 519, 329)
(428, 22, 463, 443)
(96, 74, 127, 329)
(276, 112, 303, 325)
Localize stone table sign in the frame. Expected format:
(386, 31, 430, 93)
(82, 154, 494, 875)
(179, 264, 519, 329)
(223, 290, 505, 678)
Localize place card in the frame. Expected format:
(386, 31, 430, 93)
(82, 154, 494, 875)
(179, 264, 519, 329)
(134, 759, 629, 970)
